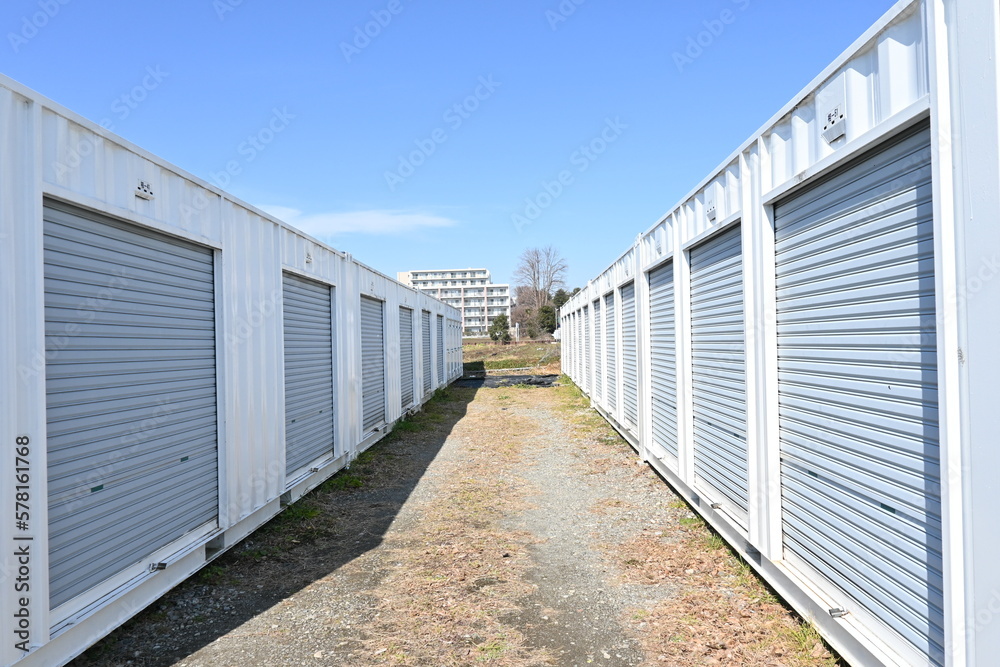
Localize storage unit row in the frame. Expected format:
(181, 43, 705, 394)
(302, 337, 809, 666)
(560, 2, 1000, 665)
(0, 75, 462, 667)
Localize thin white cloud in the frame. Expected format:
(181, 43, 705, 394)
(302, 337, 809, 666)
(258, 206, 458, 238)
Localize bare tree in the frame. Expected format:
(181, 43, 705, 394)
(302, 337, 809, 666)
(512, 246, 568, 312)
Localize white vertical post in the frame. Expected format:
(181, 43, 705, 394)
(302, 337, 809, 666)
(929, 0, 1000, 664)
(675, 208, 695, 487)
(753, 133, 783, 561)
(634, 239, 651, 463)
(1, 95, 50, 662)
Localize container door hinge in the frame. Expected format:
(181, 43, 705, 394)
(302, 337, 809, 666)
(149, 562, 167, 572)
(829, 607, 849, 619)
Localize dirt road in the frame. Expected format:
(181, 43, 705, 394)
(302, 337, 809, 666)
(72, 379, 841, 667)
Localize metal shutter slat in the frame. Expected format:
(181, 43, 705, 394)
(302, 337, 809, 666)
(690, 224, 749, 524)
(43, 231, 215, 282)
(362, 297, 386, 431)
(283, 273, 335, 477)
(774, 123, 943, 664)
(44, 204, 218, 610)
(649, 262, 678, 460)
(400, 308, 415, 408)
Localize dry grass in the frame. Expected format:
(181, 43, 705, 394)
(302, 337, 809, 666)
(552, 377, 844, 667)
(590, 497, 635, 515)
(356, 388, 553, 666)
(614, 516, 842, 666)
(463, 342, 561, 373)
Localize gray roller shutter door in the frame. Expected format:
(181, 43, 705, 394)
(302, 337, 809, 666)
(43, 204, 218, 610)
(568, 313, 573, 376)
(649, 262, 678, 461)
(583, 305, 591, 394)
(422, 311, 432, 394)
(604, 293, 617, 409)
(570, 312, 580, 384)
(572, 313, 577, 378)
(571, 312, 577, 381)
(399, 308, 415, 409)
(592, 300, 603, 401)
(577, 312, 582, 382)
(621, 283, 638, 432)
(361, 297, 386, 431)
(436, 315, 445, 383)
(572, 313, 578, 380)
(282, 274, 335, 477)
(690, 224, 748, 522)
(775, 123, 942, 663)
(566, 314, 573, 376)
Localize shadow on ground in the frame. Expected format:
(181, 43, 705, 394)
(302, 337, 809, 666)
(455, 374, 560, 389)
(69, 385, 479, 667)
(462, 360, 487, 375)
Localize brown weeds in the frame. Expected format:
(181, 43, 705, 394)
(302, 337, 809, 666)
(357, 389, 553, 666)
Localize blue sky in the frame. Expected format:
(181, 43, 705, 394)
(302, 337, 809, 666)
(1, 0, 899, 289)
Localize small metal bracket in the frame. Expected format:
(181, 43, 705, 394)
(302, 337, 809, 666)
(149, 562, 167, 572)
(135, 181, 155, 200)
(829, 607, 849, 619)
(706, 202, 718, 222)
(822, 106, 847, 143)
(710, 502, 722, 510)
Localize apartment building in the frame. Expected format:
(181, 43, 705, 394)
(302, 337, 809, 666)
(398, 268, 512, 336)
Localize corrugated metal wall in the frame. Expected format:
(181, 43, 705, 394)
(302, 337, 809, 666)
(448, 318, 463, 379)
(555, 6, 962, 666)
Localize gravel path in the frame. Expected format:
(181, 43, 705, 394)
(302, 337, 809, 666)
(71, 382, 840, 667)
(503, 406, 673, 666)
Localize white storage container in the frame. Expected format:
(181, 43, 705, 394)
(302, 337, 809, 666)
(560, 1, 1000, 664)
(0, 72, 461, 667)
